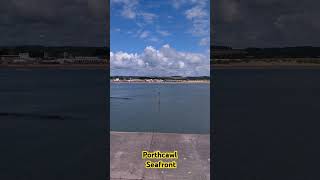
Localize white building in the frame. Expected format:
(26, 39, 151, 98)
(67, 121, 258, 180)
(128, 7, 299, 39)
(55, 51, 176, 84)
(72, 57, 104, 64)
(0, 53, 35, 64)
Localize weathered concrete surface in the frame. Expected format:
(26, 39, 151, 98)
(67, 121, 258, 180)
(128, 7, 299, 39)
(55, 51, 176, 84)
(110, 132, 210, 180)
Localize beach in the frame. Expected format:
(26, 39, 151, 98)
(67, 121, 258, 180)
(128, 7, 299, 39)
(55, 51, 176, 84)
(111, 80, 210, 84)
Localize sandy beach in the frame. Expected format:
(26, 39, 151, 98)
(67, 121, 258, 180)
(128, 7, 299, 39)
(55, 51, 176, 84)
(111, 80, 210, 84)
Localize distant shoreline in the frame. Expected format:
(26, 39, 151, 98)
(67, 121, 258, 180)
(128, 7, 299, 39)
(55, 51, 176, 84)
(111, 80, 210, 84)
(0, 64, 108, 69)
(212, 63, 320, 69)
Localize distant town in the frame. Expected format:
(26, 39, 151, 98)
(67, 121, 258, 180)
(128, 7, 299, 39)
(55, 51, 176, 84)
(0, 46, 108, 66)
(111, 76, 210, 83)
(211, 46, 320, 66)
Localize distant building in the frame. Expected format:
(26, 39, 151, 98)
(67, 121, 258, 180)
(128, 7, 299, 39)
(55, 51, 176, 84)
(72, 57, 104, 64)
(44, 52, 49, 59)
(0, 55, 19, 64)
(63, 52, 68, 58)
(40, 59, 60, 64)
(0, 53, 35, 64)
(19, 53, 30, 59)
(1, 51, 107, 65)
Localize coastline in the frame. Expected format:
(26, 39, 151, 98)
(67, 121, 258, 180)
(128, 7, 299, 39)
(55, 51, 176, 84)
(5, 63, 320, 70)
(110, 130, 210, 135)
(110, 80, 210, 84)
(212, 63, 320, 69)
(0, 64, 108, 69)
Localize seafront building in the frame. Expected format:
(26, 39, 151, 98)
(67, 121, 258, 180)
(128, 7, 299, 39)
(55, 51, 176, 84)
(62, 56, 105, 64)
(0, 52, 107, 65)
(0, 53, 36, 64)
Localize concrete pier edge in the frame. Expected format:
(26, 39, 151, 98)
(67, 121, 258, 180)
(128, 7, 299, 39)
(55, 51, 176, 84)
(110, 131, 210, 180)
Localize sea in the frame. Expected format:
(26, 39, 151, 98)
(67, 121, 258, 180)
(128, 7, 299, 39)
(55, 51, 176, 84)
(0, 68, 209, 179)
(4, 68, 320, 179)
(110, 82, 210, 134)
(0, 68, 107, 180)
(214, 68, 320, 180)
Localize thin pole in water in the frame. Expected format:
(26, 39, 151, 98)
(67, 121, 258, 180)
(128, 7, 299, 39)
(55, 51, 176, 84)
(157, 91, 160, 112)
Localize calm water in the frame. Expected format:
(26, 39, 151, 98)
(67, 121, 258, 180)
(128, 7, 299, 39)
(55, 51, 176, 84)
(111, 83, 210, 134)
(0, 69, 107, 180)
(214, 69, 320, 180)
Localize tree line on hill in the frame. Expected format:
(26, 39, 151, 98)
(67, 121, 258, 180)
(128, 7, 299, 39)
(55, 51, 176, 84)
(211, 46, 320, 59)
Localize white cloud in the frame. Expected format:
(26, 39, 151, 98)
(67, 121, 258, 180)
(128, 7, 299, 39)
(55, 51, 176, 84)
(112, 0, 158, 25)
(139, 12, 157, 23)
(184, 0, 209, 37)
(172, 0, 206, 9)
(185, 5, 208, 19)
(157, 30, 171, 36)
(111, 44, 209, 76)
(172, 0, 187, 9)
(148, 37, 159, 42)
(139, 31, 150, 38)
(122, 8, 136, 19)
(111, 0, 139, 19)
(199, 37, 210, 46)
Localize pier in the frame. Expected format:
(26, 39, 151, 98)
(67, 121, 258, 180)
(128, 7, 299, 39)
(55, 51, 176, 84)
(110, 131, 210, 180)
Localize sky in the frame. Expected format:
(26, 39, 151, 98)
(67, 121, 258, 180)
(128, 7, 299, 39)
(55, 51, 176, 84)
(213, 0, 320, 48)
(110, 0, 210, 76)
(1, 0, 319, 61)
(0, 0, 107, 47)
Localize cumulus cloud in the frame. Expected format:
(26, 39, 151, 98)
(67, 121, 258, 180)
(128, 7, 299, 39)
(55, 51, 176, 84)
(111, 44, 209, 76)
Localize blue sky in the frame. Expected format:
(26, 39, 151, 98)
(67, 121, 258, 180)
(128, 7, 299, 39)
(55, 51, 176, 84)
(110, 0, 210, 76)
